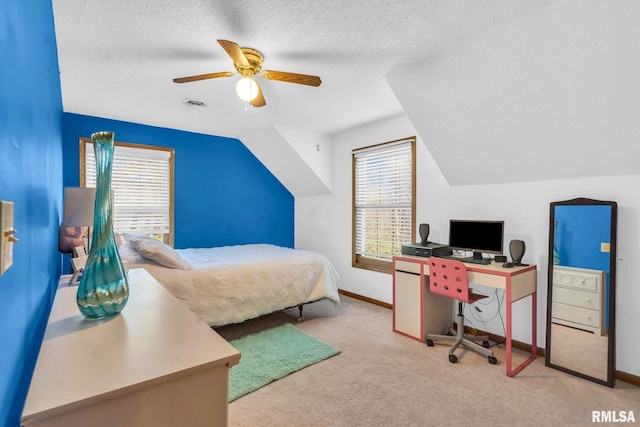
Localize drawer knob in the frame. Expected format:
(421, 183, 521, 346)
(586, 298, 591, 303)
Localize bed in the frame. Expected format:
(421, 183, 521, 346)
(118, 234, 341, 327)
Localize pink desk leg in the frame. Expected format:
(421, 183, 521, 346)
(505, 277, 537, 377)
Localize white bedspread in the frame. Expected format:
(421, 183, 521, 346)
(121, 244, 340, 326)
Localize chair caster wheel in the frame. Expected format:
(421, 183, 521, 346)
(488, 356, 498, 365)
(482, 341, 490, 348)
(449, 354, 458, 364)
(426, 339, 434, 347)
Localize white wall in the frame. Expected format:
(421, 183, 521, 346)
(296, 114, 640, 377)
(238, 125, 331, 196)
(296, 116, 428, 304)
(275, 126, 333, 190)
(297, 0, 640, 377)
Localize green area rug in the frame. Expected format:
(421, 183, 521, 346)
(228, 323, 340, 402)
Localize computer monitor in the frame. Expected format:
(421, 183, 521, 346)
(448, 220, 504, 260)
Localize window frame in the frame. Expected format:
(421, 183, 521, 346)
(80, 138, 175, 246)
(352, 137, 416, 274)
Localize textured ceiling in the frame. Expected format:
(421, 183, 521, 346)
(52, 0, 549, 139)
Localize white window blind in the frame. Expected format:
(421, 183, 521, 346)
(353, 139, 414, 262)
(85, 144, 172, 235)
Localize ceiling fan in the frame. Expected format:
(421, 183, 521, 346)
(173, 39, 322, 108)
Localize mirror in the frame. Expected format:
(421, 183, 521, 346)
(545, 198, 617, 387)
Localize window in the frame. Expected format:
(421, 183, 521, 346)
(80, 139, 175, 245)
(352, 137, 415, 274)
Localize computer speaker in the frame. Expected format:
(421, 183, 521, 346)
(419, 223, 430, 245)
(509, 239, 526, 265)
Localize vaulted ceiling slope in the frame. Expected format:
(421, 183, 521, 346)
(52, 0, 571, 195)
(390, 0, 640, 186)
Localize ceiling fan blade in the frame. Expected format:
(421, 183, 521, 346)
(217, 39, 250, 67)
(173, 71, 234, 83)
(250, 80, 266, 107)
(262, 70, 322, 87)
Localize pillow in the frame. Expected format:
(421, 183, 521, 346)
(117, 241, 146, 266)
(127, 235, 191, 270)
(122, 232, 153, 245)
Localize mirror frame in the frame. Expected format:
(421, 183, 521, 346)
(545, 197, 617, 387)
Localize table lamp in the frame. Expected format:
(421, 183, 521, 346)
(59, 187, 95, 283)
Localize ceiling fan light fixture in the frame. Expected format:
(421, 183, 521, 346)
(235, 77, 258, 101)
(173, 40, 321, 108)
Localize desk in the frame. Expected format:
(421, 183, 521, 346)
(21, 269, 241, 427)
(393, 255, 537, 377)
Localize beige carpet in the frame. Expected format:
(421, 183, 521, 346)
(216, 295, 640, 427)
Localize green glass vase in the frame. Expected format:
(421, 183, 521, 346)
(77, 131, 129, 318)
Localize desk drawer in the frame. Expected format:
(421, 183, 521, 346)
(394, 260, 421, 274)
(467, 271, 505, 290)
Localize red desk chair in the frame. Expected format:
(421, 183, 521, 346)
(426, 257, 498, 365)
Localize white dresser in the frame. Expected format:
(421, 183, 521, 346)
(21, 268, 241, 427)
(551, 265, 606, 336)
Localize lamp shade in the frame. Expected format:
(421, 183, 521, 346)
(235, 77, 259, 101)
(63, 187, 96, 227)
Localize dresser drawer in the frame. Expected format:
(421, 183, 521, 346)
(552, 286, 601, 311)
(552, 266, 603, 293)
(552, 302, 600, 328)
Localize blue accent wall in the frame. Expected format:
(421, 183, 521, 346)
(555, 205, 611, 273)
(62, 114, 294, 249)
(0, 4, 292, 424)
(0, 1, 63, 425)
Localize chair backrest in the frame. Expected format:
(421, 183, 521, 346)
(428, 257, 472, 303)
